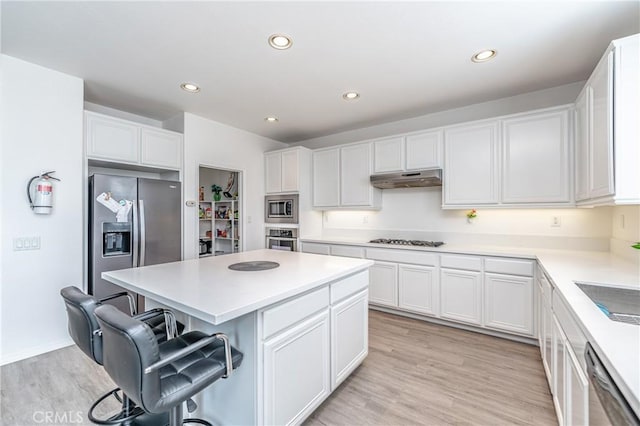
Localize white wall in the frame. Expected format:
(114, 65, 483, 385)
(183, 113, 287, 259)
(294, 82, 584, 149)
(1, 55, 84, 365)
(610, 205, 640, 263)
(322, 188, 614, 250)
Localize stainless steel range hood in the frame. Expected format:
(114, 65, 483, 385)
(370, 169, 442, 189)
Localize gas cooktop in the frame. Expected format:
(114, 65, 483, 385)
(369, 238, 444, 247)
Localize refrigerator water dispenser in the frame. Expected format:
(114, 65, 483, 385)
(102, 222, 131, 256)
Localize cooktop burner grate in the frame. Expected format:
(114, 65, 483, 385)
(369, 238, 444, 247)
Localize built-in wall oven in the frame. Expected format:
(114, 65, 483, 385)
(265, 194, 298, 224)
(266, 228, 298, 252)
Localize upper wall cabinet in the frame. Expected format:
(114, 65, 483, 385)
(443, 121, 500, 206)
(442, 106, 573, 209)
(575, 34, 639, 206)
(265, 147, 305, 194)
(501, 109, 570, 204)
(372, 130, 442, 174)
(85, 111, 182, 170)
(313, 143, 381, 209)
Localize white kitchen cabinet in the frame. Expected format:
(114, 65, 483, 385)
(565, 344, 589, 426)
(576, 34, 640, 206)
(443, 121, 499, 206)
(372, 131, 442, 173)
(484, 273, 533, 336)
(501, 109, 570, 204)
(331, 289, 368, 389)
(265, 148, 302, 194)
(313, 148, 341, 207)
(85, 111, 182, 170)
(300, 242, 330, 255)
(373, 137, 404, 173)
(405, 130, 442, 170)
(541, 280, 554, 385)
(398, 264, 438, 316)
(440, 268, 482, 325)
(574, 87, 590, 202)
(340, 143, 380, 207)
(552, 315, 567, 426)
(313, 144, 381, 209)
(263, 310, 330, 426)
(368, 261, 398, 307)
(589, 50, 615, 200)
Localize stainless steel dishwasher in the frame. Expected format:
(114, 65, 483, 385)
(585, 343, 639, 425)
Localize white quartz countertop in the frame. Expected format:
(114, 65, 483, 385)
(301, 236, 640, 414)
(102, 249, 373, 325)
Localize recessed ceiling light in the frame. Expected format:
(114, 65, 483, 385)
(180, 82, 200, 93)
(264, 116, 279, 123)
(268, 34, 292, 50)
(343, 91, 360, 100)
(471, 49, 497, 63)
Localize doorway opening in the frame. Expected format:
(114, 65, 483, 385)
(198, 165, 242, 257)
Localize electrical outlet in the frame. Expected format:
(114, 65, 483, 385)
(620, 214, 626, 229)
(550, 216, 561, 227)
(247, 216, 252, 224)
(363, 215, 369, 224)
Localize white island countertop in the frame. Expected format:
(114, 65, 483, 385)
(102, 249, 373, 325)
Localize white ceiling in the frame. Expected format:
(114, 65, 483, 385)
(2, 1, 638, 143)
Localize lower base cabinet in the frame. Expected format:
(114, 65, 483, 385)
(552, 316, 567, 426)
(440, 268, 482, 325)
(331, 290, 368, 389)
(263, 310, 331, 425)
(484, 273, 533, 335)
(369, 261, 398, 307)
(398, 264, 438, 316)
(566, 345, 589, 426)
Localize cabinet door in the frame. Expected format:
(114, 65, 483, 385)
(313, 149, 340, 207)
(565, 345, 589, 426)
(263, 310, 330, 426)
(502, 110, 570, 203)
(484, 273, 533, 335)
(552, 316, 566, 426)
(86, 113, 139, 163)
(373, 137, 404, 173)
(405, 130, 442, 170)
(398, 264, 438, 316)
(140, 128, 182, 169)
(444, 122, 499, 205)
(543, 293, 553, 385)
(331, 290, 368, 389)
(368, 261, 398, 307)
(440, 268, 482, 325)
(281, 149, 299, 193)
(265, 152, 282, 194)
(340, 143, 376, 207)
(589, 50, 614, 199)
(575, 88, 591, 202)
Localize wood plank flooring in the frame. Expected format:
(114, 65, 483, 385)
(305, 310, 557, 426)
(1, 310, 557, 425)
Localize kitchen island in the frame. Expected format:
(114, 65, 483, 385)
(102, 249, 373, 425)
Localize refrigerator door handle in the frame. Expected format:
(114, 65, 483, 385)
(132, 200, 139, 267)
(139, 199, 146, 267)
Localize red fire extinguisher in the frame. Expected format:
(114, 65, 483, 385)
(27, 171, 60, 214)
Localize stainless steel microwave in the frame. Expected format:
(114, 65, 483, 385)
(265, 194, 298, 224)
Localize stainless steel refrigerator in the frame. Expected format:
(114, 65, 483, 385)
(89, 174, 181, 313)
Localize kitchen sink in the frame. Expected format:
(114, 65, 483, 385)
(575, 282, 640, 325)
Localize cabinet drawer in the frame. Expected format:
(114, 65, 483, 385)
(330, 271, 368, 304)
(485, 258, 534, 277)
(440, 254, 482, 271)
(553, 294, 588, 372)
(301, 242, 330, 255)
(330, 245, 364, 258)
(262, 287, 329, 340)
(365, 248, 437, 266)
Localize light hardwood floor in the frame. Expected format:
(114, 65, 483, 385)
(1, 310, 557, 425)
